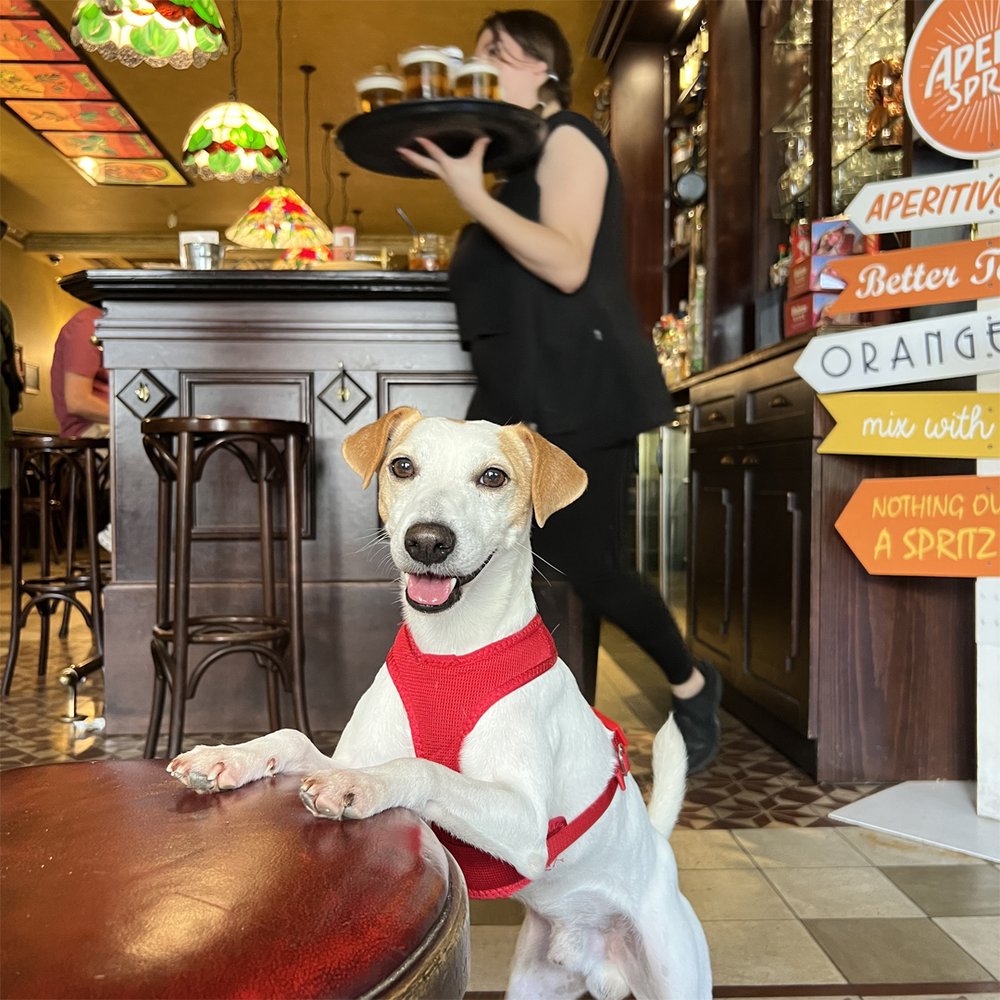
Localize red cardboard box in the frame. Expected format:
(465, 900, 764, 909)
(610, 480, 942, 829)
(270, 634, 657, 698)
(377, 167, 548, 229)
(786, 254, 850, 299)
(790, 216, 879, 263)
(783, 292, 859, 338)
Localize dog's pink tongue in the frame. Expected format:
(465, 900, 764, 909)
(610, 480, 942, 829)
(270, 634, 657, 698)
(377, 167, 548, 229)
(406, 573, 456, 606)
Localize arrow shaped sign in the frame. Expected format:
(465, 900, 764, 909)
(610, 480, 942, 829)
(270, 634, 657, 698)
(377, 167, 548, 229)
(818, 391, 1000, 458)
(844, 167, 1000, 234)
(835, 475, 1000, 577)
(824, 238, 1000, 315)
(793, 309, 1000, 394)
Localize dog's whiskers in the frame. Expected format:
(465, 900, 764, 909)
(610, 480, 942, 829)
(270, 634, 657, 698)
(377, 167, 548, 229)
(350, 528, 391, 558)
(530, 550, 566, 582)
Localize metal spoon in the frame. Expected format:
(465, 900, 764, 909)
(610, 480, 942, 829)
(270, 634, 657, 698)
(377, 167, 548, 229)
(396, 206, 420, 238)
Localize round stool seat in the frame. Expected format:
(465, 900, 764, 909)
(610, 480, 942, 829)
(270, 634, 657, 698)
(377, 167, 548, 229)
(0, 761, 469, 999)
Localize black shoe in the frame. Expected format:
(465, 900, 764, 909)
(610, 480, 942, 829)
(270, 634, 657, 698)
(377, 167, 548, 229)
(673, 659, 722, 775)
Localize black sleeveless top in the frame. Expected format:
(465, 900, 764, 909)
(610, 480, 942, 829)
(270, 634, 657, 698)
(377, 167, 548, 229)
(449, 110, 674, 451)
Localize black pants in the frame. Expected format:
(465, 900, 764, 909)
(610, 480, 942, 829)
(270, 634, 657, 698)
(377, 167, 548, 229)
(532, 440, 694, 686)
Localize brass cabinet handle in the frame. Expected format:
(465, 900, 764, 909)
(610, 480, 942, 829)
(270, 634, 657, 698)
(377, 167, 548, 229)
(769, 394, 790, 408)
(707, 409, 726, 423)
(741, 454, 759, 466)
(720, 453, 736, 465)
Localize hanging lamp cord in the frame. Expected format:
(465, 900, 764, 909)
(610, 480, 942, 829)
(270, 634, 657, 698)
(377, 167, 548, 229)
(275, 0, 284, 136)
(302, 66, 314, 205)
(322, 124, 335, 228)
(229, 0, 242, 101)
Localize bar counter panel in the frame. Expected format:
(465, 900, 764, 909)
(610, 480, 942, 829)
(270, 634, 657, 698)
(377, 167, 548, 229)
(69, 271, 486, 738)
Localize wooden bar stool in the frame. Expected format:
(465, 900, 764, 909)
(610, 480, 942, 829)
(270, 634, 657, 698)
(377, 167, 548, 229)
(2, 435, 107, 698)
(141, 416, 310, 759)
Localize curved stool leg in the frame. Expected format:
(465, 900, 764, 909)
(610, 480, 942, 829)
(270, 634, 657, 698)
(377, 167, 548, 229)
(166, 431, 195, 760)
(59, 460, 76, 639)
(2, 447, 24, 699)
(287, 430, 310, 738)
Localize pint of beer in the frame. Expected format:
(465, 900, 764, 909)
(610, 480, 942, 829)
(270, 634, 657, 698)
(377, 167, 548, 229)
(399, 46, 454, 100)
(355, 67, 404, 112)
(453, 58, 500, 100)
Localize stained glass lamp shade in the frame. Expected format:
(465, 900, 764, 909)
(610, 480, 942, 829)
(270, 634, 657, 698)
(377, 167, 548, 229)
(182, 102, 288, 183)
(71, 0, 228, 69)
(226, 187, 333, 249)
(273, 245, 336, 270)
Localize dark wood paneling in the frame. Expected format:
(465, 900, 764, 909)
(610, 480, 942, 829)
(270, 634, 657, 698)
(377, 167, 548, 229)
(812, 450, 976, 782)
(690, 347, 976, 780)
(609, 42, 667, 332)
(705, 0, 757, 363)
(809, 0, 833, 219)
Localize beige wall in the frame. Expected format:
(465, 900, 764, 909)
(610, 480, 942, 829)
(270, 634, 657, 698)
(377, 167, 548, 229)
(2, 243, 92, 433)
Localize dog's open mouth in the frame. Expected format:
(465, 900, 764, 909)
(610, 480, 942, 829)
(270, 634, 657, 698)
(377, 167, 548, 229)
(404, 553, 493, 613)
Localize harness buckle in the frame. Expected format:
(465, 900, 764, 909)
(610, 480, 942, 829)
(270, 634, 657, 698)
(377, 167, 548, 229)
(613, 730, 630, 789)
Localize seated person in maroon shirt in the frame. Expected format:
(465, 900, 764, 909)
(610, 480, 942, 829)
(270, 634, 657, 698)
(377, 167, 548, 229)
(51, 305, 112, 549)
(51, 305, 108, 439)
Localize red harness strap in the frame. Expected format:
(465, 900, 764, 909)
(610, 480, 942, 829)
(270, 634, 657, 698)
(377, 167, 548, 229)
(386, 617, 631, 899)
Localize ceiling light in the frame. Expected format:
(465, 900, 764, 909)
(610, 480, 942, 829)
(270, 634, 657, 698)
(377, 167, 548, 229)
(70, 0, 228, 69)
(225, 186, 333, 249)
(180, 0, 287, 182)
(181, 101, 288, 182)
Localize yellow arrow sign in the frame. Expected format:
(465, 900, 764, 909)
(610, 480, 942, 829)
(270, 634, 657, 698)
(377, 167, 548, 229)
(818, 391, 1000, 458)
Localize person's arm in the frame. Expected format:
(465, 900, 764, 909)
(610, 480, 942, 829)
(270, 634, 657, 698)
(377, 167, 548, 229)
(398, 124, 608, 294)
(63, 371, 109, 425)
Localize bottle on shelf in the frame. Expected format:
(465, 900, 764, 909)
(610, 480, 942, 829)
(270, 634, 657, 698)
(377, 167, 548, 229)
(688, 266, 706, 375)
(769, 242, 791, 287)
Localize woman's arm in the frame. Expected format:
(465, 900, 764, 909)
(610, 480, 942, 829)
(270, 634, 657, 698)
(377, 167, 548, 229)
(398, 124, 607, 294)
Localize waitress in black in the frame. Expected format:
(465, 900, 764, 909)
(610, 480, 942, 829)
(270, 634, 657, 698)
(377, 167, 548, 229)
(398, 8, 721, 774)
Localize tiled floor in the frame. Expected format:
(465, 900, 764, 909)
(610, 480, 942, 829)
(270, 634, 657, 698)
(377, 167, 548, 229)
(2, 579, 998, 999)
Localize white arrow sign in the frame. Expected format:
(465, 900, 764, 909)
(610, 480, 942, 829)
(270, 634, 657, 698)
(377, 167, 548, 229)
(793, 309, 1000, 394)
(844, 167, 1000, 234)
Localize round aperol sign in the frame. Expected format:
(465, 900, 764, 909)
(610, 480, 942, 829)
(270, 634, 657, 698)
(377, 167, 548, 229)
(902, 0, 1000, 160)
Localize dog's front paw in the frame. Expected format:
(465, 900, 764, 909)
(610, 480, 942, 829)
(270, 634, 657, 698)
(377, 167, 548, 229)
(299, 768, 390, 820)
(168, 744, 277, 793)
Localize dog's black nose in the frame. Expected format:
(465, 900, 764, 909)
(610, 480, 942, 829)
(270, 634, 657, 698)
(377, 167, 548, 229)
(404, 522, 455, 565)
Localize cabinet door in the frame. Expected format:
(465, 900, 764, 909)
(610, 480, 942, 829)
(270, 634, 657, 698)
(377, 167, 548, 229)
(740, 440, 812, 734)
(689, 446, 741, 675)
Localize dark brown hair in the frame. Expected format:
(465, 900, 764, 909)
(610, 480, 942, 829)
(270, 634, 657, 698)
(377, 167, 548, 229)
(479, 9, 573, 109)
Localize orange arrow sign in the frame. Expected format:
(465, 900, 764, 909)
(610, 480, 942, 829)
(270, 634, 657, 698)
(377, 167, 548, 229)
(835, 475, 1000, 577)
(824, 238, 1000, 314)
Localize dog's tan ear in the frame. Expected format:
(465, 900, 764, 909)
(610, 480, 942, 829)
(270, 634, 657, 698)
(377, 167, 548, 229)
(342, 406, 422, 488)
(509, 424, 587, 527)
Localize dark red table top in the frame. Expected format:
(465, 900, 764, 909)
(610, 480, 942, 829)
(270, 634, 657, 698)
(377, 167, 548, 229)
(1, 760, 455, 999)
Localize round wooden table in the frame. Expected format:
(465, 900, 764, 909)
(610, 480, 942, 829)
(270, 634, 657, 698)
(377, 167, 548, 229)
(0, 760, 469, 999)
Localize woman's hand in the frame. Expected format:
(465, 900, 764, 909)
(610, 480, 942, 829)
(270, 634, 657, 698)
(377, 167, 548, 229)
(396, 136, 492, 215)
(398, 123, 607, 294)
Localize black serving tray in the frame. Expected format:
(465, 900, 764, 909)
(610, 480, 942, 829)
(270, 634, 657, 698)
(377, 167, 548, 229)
(337, 99, 547, 178)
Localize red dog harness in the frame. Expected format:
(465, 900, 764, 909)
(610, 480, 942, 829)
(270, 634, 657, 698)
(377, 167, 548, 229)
(386, 614, 631, 899)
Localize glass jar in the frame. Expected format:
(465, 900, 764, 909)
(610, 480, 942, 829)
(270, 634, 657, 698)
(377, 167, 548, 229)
(452, 57, 500, 100)
(398, 46, 453, 100)
(354, 66, 404, 112)
(408, 233, 449, 271)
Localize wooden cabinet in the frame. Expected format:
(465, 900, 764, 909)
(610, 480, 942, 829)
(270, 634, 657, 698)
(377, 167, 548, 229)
(690, 349, 813, 761)
(688, 346, 976, 781)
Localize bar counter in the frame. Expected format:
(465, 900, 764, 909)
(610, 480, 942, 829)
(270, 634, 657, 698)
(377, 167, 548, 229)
(63, 269, 484, 737)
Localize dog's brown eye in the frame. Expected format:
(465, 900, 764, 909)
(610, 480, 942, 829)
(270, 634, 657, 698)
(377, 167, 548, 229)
(478, 467, 508, 489)
(389, 457, 415, 479)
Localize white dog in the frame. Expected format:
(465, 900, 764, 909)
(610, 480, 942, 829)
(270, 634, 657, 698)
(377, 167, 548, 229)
(168, 408, 711, 1000)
